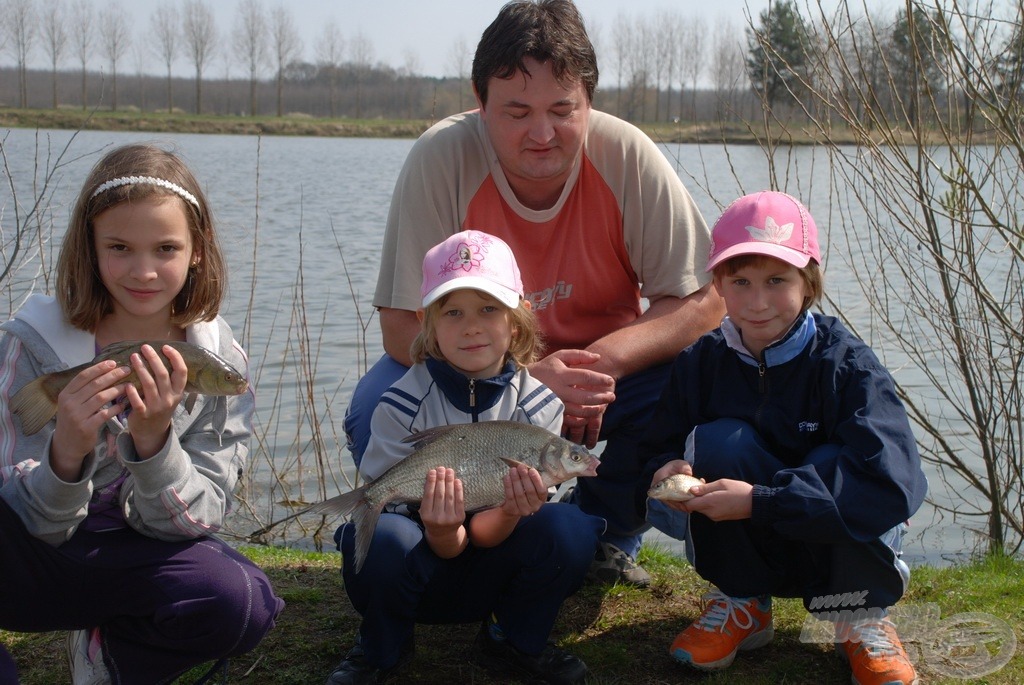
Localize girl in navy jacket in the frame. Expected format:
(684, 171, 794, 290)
(640, 192, 927, 685)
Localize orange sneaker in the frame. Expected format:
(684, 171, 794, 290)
(838, 618, 919, 685)
(670, 591, 773, 670)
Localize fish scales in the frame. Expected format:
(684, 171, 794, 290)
(370, 421, 576, 511)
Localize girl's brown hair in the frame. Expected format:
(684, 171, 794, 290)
(410, 293, 544, 369)
(713, 254, 824, 310)
(56, 144, 226, 331)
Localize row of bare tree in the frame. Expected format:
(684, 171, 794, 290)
(8, 0, 999, 127)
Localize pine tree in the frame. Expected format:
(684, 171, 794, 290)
(745, 0, 811, 109)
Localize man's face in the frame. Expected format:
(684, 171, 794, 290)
(477, 57, 591, 209)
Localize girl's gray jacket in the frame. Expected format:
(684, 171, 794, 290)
(0, 294, 254, 546)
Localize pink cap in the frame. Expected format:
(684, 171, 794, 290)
(421, 230, 524, 308)
(706, 191, 820, 271)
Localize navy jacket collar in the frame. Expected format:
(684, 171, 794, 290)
(425, 356, 516, 414)
(721, 310, 816, 368)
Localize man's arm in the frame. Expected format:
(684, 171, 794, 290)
(528, 283, 723, 447)
(585, 282, 724, 381)
(380, 307, 422, 367)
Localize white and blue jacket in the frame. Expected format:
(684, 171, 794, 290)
(360, 357, 562, 482)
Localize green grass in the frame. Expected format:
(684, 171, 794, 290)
(3, 544, 1021, 683)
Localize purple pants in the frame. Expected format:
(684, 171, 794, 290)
(0, 499, 284, 684)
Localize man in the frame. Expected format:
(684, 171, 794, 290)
(345, 0, 723, 593)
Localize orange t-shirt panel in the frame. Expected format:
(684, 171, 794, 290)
(463, 156, 642, 352)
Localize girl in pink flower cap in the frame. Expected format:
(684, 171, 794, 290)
(637, 192, 927, 685)
(328, 230, 601, 685)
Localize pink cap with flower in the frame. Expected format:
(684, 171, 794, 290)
(421, 230, 524, 308)
(706, 191, 820, 271)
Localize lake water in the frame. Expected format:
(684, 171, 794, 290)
(0, 127, 984, 566)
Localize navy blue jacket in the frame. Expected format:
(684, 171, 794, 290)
(639, 313, 927, 545)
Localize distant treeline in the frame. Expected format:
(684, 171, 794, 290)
(0, 64, 763, 126)
(2, 0, 1021, 128)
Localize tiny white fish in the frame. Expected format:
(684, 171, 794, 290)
(647, 473, 704, 502)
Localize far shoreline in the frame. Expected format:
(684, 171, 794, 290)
(1, 106, 874, 146)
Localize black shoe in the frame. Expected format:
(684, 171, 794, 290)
(586, 541, 651, 588)
(473, 624, 587, 685)
(325, 637, 413, 685)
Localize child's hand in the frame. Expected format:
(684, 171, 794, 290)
(50, 360, 132, 481)
(681, 478, 754, 521)
(420, 467, 466, 532)
(651, 459, 694, 484)
(126, 344, 189, 459)
(499, 463, 546, 517)
(420, 467, 468, 558)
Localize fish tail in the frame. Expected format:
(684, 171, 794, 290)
(247, 486, 367, 540)
(9, 376, 58, 436)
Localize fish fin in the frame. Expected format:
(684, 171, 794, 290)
(247, 487, 367, 540)
(9, 376, 58, 436)
(499, 457, 529, 469)
(96, 340, 143, 357)
(400, 423, 467, 450)
(350, 497, 382, 574)
(184, 392, 197, 413)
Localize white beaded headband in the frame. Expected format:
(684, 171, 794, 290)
(90, 175, 201, 211)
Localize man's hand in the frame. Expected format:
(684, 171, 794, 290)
(528, 349, 615, 448)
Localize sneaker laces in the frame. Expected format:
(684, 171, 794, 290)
(693, 591, 758, 633)
(846, 618, 900, 658)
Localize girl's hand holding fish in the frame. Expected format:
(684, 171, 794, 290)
(50, 360, 132, 481)
(124, 344, 189, 459)
(500, 463, 546, 518)
(650, 459, 703, 513)
(420, 467, 468, 559)
(682, 478, 754, 522)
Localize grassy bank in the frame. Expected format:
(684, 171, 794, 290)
(0, 107, 433, 139)
(3, 545, 1021, 683)
(1, 106, 863, 145)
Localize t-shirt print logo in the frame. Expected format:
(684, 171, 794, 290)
(526, 281, 573, 310)
(798, 421, 819, 432)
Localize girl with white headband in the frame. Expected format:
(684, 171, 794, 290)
(0, 143, 283, 683)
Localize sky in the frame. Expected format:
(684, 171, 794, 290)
(14, 0, 900, 81)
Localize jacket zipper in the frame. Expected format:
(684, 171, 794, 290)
(755, 361, 768, 430)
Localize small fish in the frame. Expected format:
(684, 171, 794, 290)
(250, 420, 601, 572)
(648, 473, 704, 502)
(10, 340, 248, 435)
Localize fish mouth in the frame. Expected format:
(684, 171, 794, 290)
(581, 455, 601, 477)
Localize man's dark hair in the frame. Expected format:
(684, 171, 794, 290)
(472, 0, 598, 105)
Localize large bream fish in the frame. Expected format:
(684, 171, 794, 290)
(10, 340, 249, 435)
(254, 421, 600, 572)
